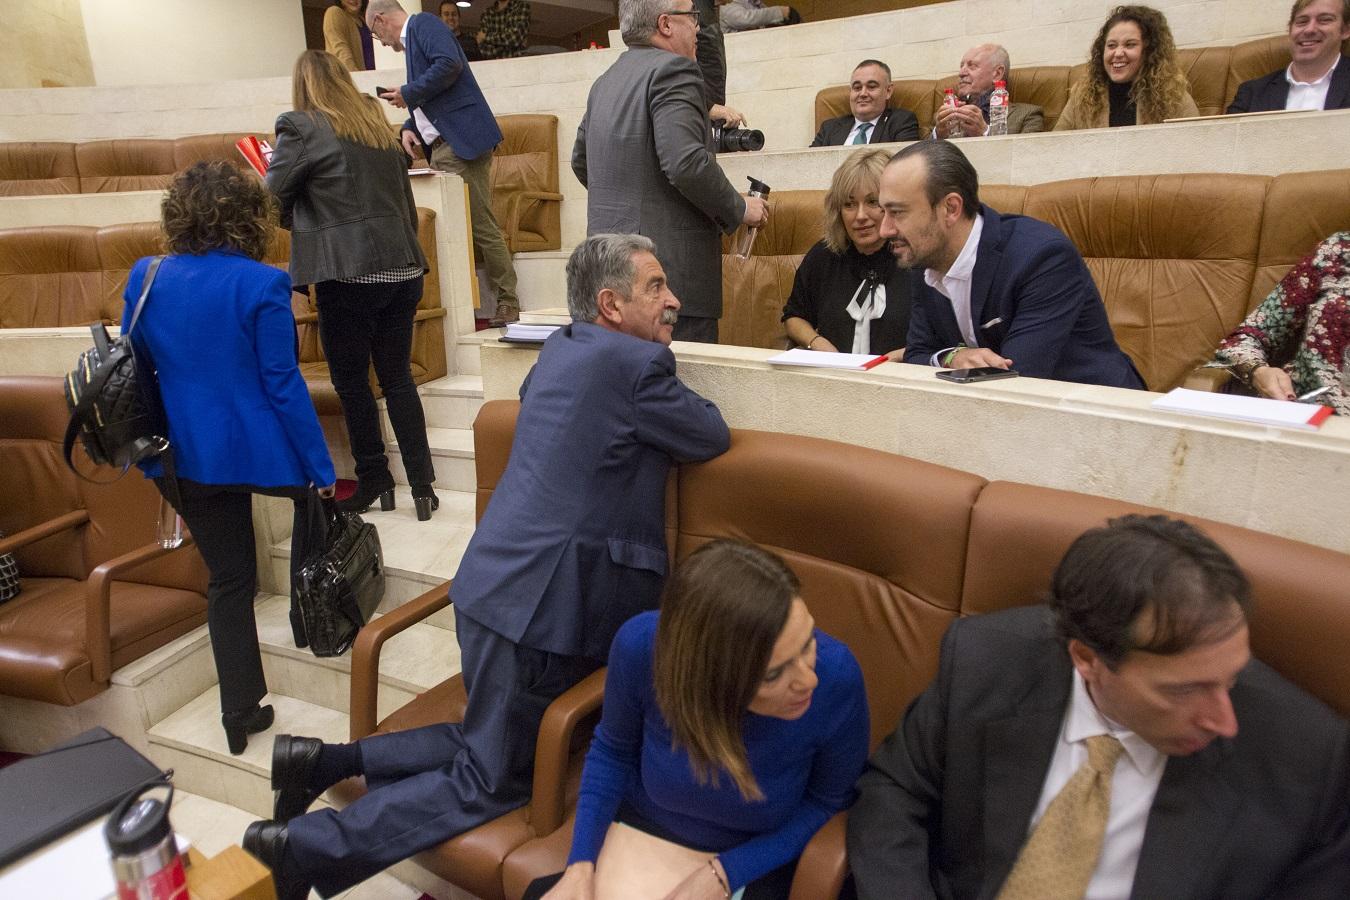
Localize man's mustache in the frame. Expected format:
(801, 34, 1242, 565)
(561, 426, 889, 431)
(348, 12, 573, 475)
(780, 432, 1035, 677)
(661, 309, 679, 326)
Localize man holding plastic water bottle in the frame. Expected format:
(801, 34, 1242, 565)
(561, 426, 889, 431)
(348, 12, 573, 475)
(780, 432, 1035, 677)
(933, 44, 1045, 138)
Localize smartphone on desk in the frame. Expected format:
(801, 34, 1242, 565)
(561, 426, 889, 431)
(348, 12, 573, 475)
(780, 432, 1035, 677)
(936, 366, 1019, 383)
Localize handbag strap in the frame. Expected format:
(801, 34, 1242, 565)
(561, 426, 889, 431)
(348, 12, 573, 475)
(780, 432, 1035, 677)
(123, 256, 165, 339)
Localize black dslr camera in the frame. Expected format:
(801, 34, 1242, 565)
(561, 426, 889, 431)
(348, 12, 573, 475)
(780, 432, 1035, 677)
(712, 124, 765, 153)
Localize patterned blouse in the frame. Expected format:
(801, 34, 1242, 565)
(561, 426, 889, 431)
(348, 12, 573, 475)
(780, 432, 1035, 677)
(1213, 231, 1350, 415)
(479, 0, 531, 59)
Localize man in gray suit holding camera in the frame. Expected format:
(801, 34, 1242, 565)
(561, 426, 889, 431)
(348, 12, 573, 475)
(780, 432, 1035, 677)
(574, 0, 768, 343)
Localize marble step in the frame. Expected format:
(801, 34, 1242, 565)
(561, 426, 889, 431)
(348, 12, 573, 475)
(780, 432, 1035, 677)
(328, 425, 476, 494)
(265, 484, 476, 607)
(253, 593, 460, 719)
(406, 373, 485, 432)
(147, 686, 349, 819)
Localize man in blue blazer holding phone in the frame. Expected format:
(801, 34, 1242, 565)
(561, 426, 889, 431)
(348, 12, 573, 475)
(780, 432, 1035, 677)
(881, 141, 1144, 390)
(244, 234, 730, 900)
(365, 0, 521, 325)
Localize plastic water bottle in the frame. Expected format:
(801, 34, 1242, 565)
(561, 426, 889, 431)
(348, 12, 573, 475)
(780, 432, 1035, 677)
(942, 88, 962, 138)
(156, 495, 184, 550)
(988, 80, 1009, 136)
(734, 177, 771, 259)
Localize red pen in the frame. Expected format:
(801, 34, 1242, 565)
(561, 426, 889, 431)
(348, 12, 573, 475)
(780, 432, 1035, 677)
(861, 355, 889, 370)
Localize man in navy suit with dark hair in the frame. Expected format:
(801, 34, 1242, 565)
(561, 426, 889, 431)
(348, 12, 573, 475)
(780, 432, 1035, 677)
(1227, 0, 1350, 115)
(242, 233, 730, 899)
(365, 0, 522, 325)
(881, 141, 1143, 389)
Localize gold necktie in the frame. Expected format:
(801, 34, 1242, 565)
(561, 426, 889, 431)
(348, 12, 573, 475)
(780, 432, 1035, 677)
(997, 734, 1126, 900)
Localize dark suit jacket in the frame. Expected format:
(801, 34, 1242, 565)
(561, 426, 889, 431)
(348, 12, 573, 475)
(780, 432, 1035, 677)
(266, 110, 426, 286)
(400, 12, 502, 161)
(903, 204, 1144, 389)
(810, 108, 920, 146)
(848, 606, 1350, 900)
(1228, 56, 1350, 113)
(573, 47, 746, 320)
(450, 323, 729, 659)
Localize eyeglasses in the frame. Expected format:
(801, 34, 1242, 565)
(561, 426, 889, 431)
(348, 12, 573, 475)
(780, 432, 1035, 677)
(663, 9, 701, 25)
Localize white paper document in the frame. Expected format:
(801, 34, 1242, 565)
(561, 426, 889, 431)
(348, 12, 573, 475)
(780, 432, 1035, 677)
(766, 348, 889, 371)
(1150, 388, 1333, 430)
(502, 323, 561, 342)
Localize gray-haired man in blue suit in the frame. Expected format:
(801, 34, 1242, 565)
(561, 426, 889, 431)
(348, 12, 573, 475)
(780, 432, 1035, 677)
(366, 0, 521, 325)
(244, 234, 730, 899)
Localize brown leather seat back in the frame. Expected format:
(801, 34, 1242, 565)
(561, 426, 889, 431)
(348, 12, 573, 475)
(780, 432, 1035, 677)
(0, 376, 84, 579)
(1252, 169, 1350, 308)
(1177, 45, 1233, 117)
(1021, 173, 1269, 391)
(0, 142, 80, 196)
(76, 140, 176, 193)
(962, 482, 1350, 718)
(719, 189, 825, 350)
(0, 226, 108, 327)
(172, 133, 269, 170)
(490, 114, 561, 252)
(1013, 65, 1080, 131)
(676, 428, 987, 748)
(979, 183, 1027, 214)
(95, 223, 164, 322)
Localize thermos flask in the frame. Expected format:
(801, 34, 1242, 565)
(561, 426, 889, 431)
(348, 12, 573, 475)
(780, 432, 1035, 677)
(105, 782, 187, 900)
(733, 177, 772, 259)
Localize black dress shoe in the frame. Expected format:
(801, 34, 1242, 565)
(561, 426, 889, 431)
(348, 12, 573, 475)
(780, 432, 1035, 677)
(221, 704, 274, 756)
(272, 734, 326, 821)
(242, 820, 309, 900)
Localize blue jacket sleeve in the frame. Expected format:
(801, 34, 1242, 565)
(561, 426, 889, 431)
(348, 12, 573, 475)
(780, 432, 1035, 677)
(717, 644, 871, 890)
(996, 239, 1098, 379)
(567, 618, 651, 866)
(400, 15, 465, 112)
(250, 269, 335, 486)
(632, 347, 730, 463)
(903, 284, 942, 365)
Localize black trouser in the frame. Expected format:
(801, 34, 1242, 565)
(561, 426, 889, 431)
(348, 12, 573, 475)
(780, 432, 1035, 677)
(156, 477, 321, 715)
(673, 315, 719, 344)
(314, 278, 436, 489)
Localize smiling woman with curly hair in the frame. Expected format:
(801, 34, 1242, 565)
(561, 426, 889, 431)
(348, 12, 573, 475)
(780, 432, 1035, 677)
(1055, 5, 1198, 130)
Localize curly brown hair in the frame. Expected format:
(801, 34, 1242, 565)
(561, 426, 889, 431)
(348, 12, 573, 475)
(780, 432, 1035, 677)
(161, 160, 274, 259)
(1072, 5, 1191, 125)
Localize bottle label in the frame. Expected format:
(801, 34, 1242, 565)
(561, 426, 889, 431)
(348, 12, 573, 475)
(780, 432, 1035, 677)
(115, 858, 187, 900)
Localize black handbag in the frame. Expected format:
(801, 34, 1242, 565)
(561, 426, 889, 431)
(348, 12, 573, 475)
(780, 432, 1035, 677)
(295, 494, 385, 658)
(0, 532, 17, 605)
(63, 256, 170, 473)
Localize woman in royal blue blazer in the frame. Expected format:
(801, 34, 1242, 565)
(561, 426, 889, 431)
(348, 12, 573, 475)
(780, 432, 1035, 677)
(127, 161, 336, 755)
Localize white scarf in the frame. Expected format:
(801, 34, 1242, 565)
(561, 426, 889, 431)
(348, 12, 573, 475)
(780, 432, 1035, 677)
(845, 274, 886, 355)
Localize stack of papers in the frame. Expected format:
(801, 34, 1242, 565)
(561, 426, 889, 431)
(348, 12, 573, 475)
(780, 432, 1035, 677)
(501, 323, 560, 343)
(1151, 388, 1333, 430)
(766, 348, 890, 371)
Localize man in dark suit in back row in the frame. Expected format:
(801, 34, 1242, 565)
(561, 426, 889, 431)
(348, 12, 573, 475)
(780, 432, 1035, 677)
(1228, 0, 1350, 114)
(811, 59, 921, 147)
(242, 234, 730, 900)
(880, 140, 1143, 388)
(849, 514, 1350, 900)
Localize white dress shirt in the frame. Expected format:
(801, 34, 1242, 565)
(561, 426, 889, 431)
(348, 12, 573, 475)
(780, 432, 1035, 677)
(845, 117, 881, 145)
(1025, 671, 1167, 900)
(1285, 58, 1339, 111)
(924, 212, 983, 365)
(401, 18, 441, 145)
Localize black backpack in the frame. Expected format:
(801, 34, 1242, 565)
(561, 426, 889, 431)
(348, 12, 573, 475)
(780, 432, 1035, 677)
(63, 256, 171, 474)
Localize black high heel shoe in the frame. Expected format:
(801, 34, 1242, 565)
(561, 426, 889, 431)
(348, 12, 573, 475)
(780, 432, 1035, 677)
(335, 481, 395, 514)
(223, 704, 274, 755)
(412, 484, 439, 522)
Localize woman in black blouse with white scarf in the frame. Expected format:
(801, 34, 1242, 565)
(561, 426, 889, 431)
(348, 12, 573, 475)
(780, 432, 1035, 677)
(781, 148, 912, 359)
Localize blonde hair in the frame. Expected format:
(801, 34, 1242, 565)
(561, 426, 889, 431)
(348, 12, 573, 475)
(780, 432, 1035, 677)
(1070, 5, 1191, 126)
(822, 148, 891, 255)
(291, 50, 397, 150)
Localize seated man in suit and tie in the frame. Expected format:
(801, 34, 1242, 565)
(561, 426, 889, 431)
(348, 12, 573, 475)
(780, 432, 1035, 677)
(880, 140, 1143, 388)
(810, 59, 920, 147)
(848, 514, 1350, 900)
(1229, 0, 1349, 113)
(933, 44, 1045, 138)
(241, 233, 731, 900)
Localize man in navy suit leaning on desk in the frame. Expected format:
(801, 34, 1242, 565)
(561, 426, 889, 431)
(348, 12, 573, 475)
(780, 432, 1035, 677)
(242, 233, 730, 900)
(880, 140, 1144, 389)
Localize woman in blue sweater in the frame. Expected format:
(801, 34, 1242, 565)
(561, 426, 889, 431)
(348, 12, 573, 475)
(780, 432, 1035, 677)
(531, 539, 869, 899)
(128, 161, 335, 755)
